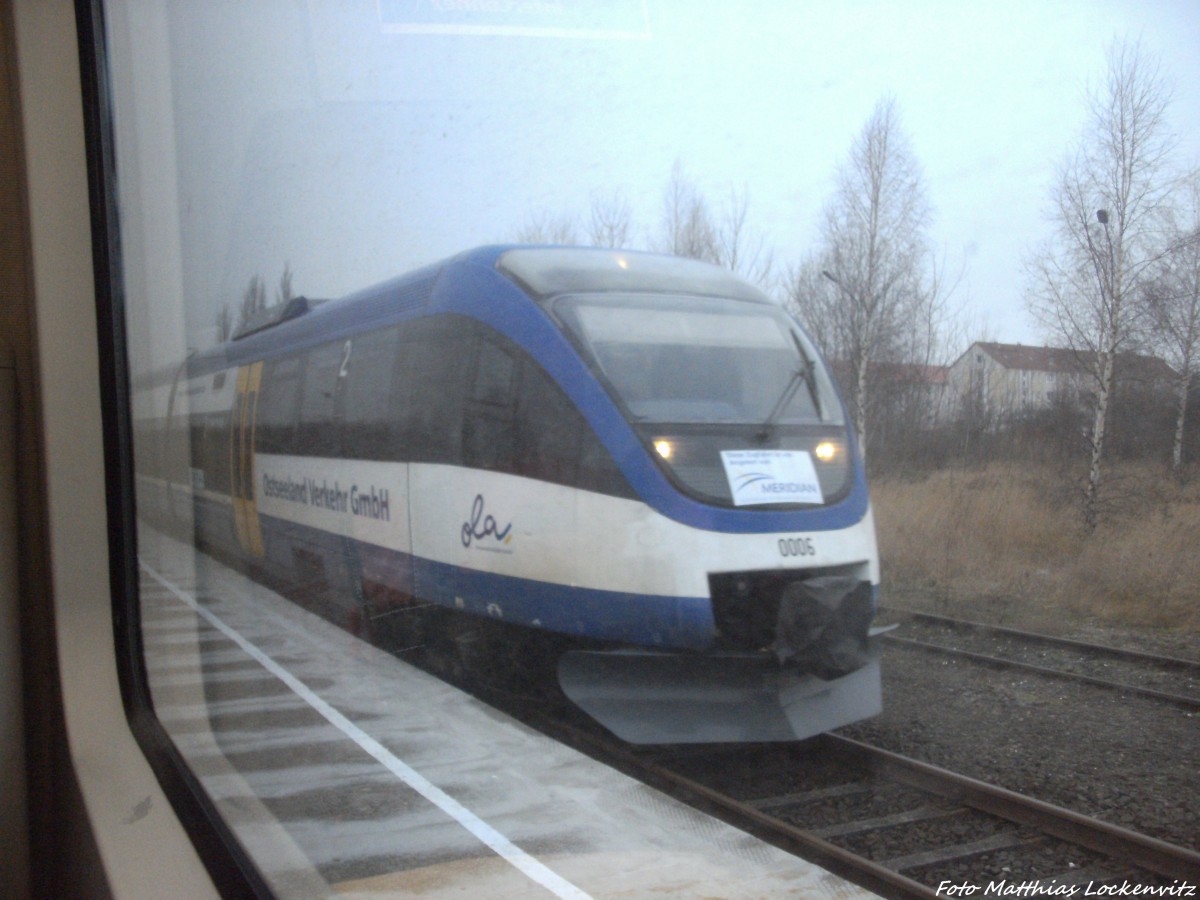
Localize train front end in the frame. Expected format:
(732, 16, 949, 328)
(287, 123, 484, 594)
(496, 249, 887, 744)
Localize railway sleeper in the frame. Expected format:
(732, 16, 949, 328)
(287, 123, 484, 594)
(810, 803, 966, 840)
(748, 780, 874, 811)
(882, 830, 1034, 873)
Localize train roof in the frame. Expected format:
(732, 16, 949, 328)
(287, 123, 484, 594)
(494, 246, 770, 304)
(178, 245, 772, 381)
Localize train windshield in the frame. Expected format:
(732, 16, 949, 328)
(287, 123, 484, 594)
(555, 294, 844, 427)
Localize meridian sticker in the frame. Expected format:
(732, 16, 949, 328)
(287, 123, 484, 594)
(720, 449, 824, 506)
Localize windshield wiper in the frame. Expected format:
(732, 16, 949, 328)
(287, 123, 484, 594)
(755, 333, 821, 441)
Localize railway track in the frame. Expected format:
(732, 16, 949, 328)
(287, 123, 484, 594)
(401, 607, 1199, 897)
(879, 608, 1200, 710)
(552, 729, 1200, 900)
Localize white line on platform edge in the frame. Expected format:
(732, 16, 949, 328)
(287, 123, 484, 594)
(139, 560, 592, 900)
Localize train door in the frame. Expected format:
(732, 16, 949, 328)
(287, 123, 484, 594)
(230, 361, 264, 557)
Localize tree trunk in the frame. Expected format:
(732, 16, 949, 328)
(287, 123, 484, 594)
(856, 353, 870, 463)
(1084, 351, 1114, 530)
(1172, 371, 1190, 471)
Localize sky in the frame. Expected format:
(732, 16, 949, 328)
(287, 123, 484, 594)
(128, 0, 1200, 354)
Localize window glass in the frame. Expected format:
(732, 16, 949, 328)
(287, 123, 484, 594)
(397, 319, 469, 465)
(96, 1, 1200, 895)
(295, 341, 346, 457)
(341, 327, 400, 460)
(257, 355, 301, 454)
(463, 336, 518, 471)
(556, 294, 840, 426)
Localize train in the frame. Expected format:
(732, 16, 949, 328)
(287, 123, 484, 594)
(134, 245, 887, 744)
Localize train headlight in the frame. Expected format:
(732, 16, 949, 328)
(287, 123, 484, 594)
(814, 441, 838, 462)
(653, 439, 674, 460)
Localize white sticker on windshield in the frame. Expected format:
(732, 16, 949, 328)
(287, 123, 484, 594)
(720, 450, 824, 506)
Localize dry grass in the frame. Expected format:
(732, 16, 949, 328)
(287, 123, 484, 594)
(872, 462, 1200, 633)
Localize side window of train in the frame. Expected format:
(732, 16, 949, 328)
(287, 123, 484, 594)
(296, 341, 347, 457)
(397, 318, 470, 465)
(460, 324, 635, 498)
(463, 335, 519, 471)
(513, 361, 579, 484)
(203, 411, 232, 495)
(257, 355, 302, 455)
(341, 327, 401, 461)
(514, 356, 635, 498)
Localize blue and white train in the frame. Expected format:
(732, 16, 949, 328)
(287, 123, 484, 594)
(136, 246, 887, 743)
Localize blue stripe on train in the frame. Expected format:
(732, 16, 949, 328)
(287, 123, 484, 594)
(252, 511, 717, 650)
(410, 554, 716, 650)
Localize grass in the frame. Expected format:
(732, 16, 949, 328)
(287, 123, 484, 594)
(871, 462, 1200, 633)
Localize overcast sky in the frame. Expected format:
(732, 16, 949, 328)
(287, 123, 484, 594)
(142, 1, 1200, 352)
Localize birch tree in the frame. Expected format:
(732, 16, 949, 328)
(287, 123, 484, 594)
(793, 97, 933, 461)
(1026, 39, 1176, 527)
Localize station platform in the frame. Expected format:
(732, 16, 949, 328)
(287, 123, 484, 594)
(136, 527, 874, 898)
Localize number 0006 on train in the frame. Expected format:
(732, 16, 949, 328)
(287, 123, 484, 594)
(135, 246, 889, 743)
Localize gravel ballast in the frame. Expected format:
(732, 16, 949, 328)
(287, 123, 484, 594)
(838, 621, 1199, 853)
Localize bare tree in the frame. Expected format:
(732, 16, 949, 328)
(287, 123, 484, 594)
(794, 97, 934, 461)
(659, 160, 719, 263)
(516, 211, 579, 245)
(276, 262, 294, 307)
(236, 273, 267, 335)
(224, 264, 296, 343)
(1146, 171, 1200, 470)
(657, 163, 777, 290)
(1026, 39, 1177, 527)
(214, 303, 234, 344)
(587, 191, 634, 249)
(716, 184, 775, 289)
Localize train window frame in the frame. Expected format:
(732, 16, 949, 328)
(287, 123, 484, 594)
(73, 0, 277, 893)
(66, 3, 869, 893)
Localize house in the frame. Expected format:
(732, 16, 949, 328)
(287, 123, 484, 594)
(946, 341, 1177, 422)
(825, 359, 951, 426)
